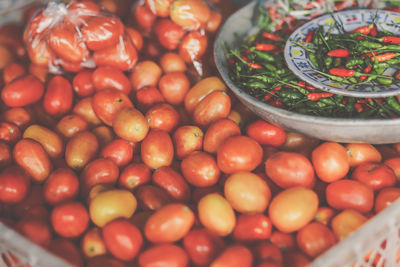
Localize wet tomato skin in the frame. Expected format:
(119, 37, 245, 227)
(0, 166, 30, 204)
(1, 75, 44, 107)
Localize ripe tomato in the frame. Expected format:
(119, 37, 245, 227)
(81, 17, 124, 51)
(112, 107, 149, 142)
(130, 60, 163, 91)
(1, 75, 44, 107)
(170, 0, 211, 30)
(146, 103, 180, 132)
(351, 162, 396, 191)
(345, 143, 382, 167)
(100, 139, 133, 167)
(252, 242, 282, 264)
(136, 185, 172, 211)
(13, 139, 52, 182)
(160, 52, 187, 73)
(67, 1, 100, 21)
(51, 201, 89, 238)
(269, 231, 296, 250)
(311, 142, 350, 182)
(232, 214, 272, 241)
(217, 135, 263, 174)
(206, 10, 222, 33)
(12, 185, 45, 219)
(193, 91, 231, 128)
(198, 193, 236, 236)
(326, 179, 374, 213)
(183, 228, 225, 266)
(179, 31, 208, 62)
(210, 245, 253, 267)
(0, 44, 13, 69)
(152, 166, 191, 202)
(314, 206, 335, 225)
(119, 163, 151, 190)
(224, 171, 271, 213)
(158, 72, 190, 105)
(331, 209, 367, 240)
(16, 217, 52, 247)
(138, 244, 189, 267)
(384, 157, 400, 180)
(134, 4, 156, 30)
(375, 187, 400, 213)
(1, 107, 33, 129)
(155, 19, 186, 50)
(81, 227, 107, 258)
(80, 158, 119, 195)
(92, 66, 131, 95)
(0, 122, 21, 144)
(72, 97, 102, 127)
(135, 86, 166, 112)
(93, 125, 115, 147)
(203, 119, 241, 154)
(181, 151, 220, 187)
(56, 114, 89, 139)
(3, 63, 26, 84)
(49, 238, 84, 267)
(145, 0, 173, 17)
(141, 129, 174, 169)
(87, 255, 126, 267)
(73, 70, 95, 97)
(23, 124, 64, 158)
(269, 187, 318, 233)
(126, 27, 143, 51)
(27, 39, 54, 67)
(43, 168, 79, 205)
(0, 142, 11, 169)
(173, 125, 203, 159)
(65, 131, 99, 170)
(282, 250, 311, 267)
(102, 219, 143, 261)
(247, 120, 287, 147)
(265, 151, 315, 189)
(0, 166, 30, 204)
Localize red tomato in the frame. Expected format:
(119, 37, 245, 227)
(130, 60, 163, 91)
(311, 142, 350, 182)
(134, 4, 156, 30)
(193, 91, 231, 128)
(183, 228, 225, 266)
(51, 201, 89, 238)
(141, 129, 174, 169)
(181, 151, 220, 187)
(100, 139, 133, 167)
(146, 103, 180, 132)
(72, 97, 102, 127)
(136, 185, 172, 211)
(112, 107, 149, 143)
(326, 179, 374, 213)
(145, 0, 173, 17)
(1, 107, 33, 129)
(282, 250, 311, 267)
(170, 0, 211, 30)
(152, 166, 191, 202)
(1, 75, 44, 107)
(80, 158, 119, 193)
(56, 114, 90, 139)
(265, 151, 315, 189)
(217, 135, 263, 174)
(0, 142, 11, 169)
(210, 245, 253, 267)
(72, 70, 95, 97)
(92, 66, 131, 95)
(375, 187, 400, 213)
(252, 242, 282, 264)
(0, 122, 21, 144)
(119, 163, 151, 190)
(43, 168, 79, 205)
(269, 231, 296, 250)
(206, 10, 222, 33)
(331, 209, 367, 240)
(203, 119, 241, 154)
(65, 131, 99, 170)
(49, 238, 84, 267)
(16, 217, 52, 247)
(179, 31, 208, 62)
(247, 120, 287, 147)
(43, 75, 73, 117)
(0, 166, 30, 204)
(3, 63, 26, 84)
(126, 27, 143, 51)
(144, 203, 195, 243)
(12, 185, 45, 219)
(159, 52, 187, 73)
(102, 219, 143, 261)
(80, 227, 107, 259)
(232, 214, 272, 241)
(345, 143, 382, 167)
(87, 255, 126, 267)
(135, 86, 166, 112)
(155, 19, 186, 50)
(351, 162, 396, 191)
(67, 0, 101, 21)
(173, 125, 203, 159)
(159, 72, 190, 105)
(384, 157, 400, 180)
(27, 39, 54, 67)
(138, 244, 189, 267)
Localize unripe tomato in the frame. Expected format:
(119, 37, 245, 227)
(345, 143, 382, 167)
(56, 114, 89, 139)
(23, 124, 64, 158)
(138, 244, 189, 267)
(43, 168, 79, 205)
(90, 189, 137, 227)
(152, 166, 191, 202)
(331, 209, 367, 240)
(49, 238, 84, 267)
(181, 151, 220, 187)
(51, 202, 89, 238)
(375, 187, 400, 213)
(170, 0, 211, 30)
(154, 19, 186, 50)
(269, 187, 318, 233)
(351, 162, 396, 191)
(265, 151, 315, 189)
(146, 103, 180, 132)
(232, 214, 272, 241)
(0, 166, 30, 204)
(130, 60, 162, 91)
(203, 119, 241, 154)
(13, 139, 52, 182)
(100, 139, 134, 167)
(141, 129, 174, 169)
(92, 66, 131, 95)
(193, 91, 231, 128)
(73, 97, 102, 127)
(103, 219, 143, 261)
(247, 120, 287, 147)
(112, 107, 149, 142)
(179, 31, 208, 62)
(136, 185, 172, 211)
(81, 227, 107, 259)
(3, 63, 26, 84)
(159, 72, 190, 105)
(119, 163, 151, 190)
(159, 52, 187, 73)
(173, 125, 203, 159)
(81, 17, 124, 51)
(210, 245, 253, 267)
(65, 131, 99, 170)
(1, 75, 44, 107)
(198, 193, 236, 236)
(217, 135, 263, 174)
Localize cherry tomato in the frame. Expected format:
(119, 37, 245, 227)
(102, 219, 143, 261)
(134, 4, 156, 31)
(0, 142, 11, 169)
(56, 114, 89, 139)
(173, 125, 203, 159)
(146, 103, 180, 132)
(43, 168, 79, 206)
(375, 187, 400, 213)
(100, 139, 133, 167)
(72, 97, 102, 127)
(232, 214, 272, 241)
(345, 143, 382, 167)
(265, 151, 315, 189)
(3, 63, 26, 84)
(16, 217, 52, 247)
(0, 122, 21, 144)
(296, 222, 336, 258)
(119, 163, 151, 190)
(326, 179, 374, 213)
(138, 244, 189, 267)
(155, 19, 186, 50)
(170, 0, 211, 30)
(80, 227, 107, 259)
(112, 107, 149, 142)
(160, 52, 187, 73)
(179, 31, 208, 62)
(152, 166, 191, 202)
(217, 135, 263, 174)
(331, 209, 367, 240)
(130, 60, 163, 91)
(23, 124, 64, 158)
(65, 131, 99, 170)
(92, 66, 131, 95)
(136, 185, 172, 211)
(193, 91, 231, 128)
(141, 129, 174, 169)
(135, 86, 166, 112)
(51, 201, 89, 238)
(1, 75, 44, 107)
(0, 166, 30, 204)
(247, 120, 287, 147)
(210, 245, 253, 267)
(311, 142, 350, 182)
(49, 238, 84, 267)
(351, 162, 396, 191)
(126, 27, 143, 51)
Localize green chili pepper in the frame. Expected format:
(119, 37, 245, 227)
(387, 96, 400, 114)
(360, 41, 383, 49)
(254, 51, 275, 62)
(309, 53, 319, 68)
(345, 58, 363, 68)
(377, 76, 393, 85)
(325, 57, 333, 68)
(386, 58, 400, 65)
(278, 89, 303, 100)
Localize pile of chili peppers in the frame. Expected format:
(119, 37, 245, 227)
(226, 6, 400, 118)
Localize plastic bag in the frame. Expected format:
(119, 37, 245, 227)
(24, 0, 138, 73)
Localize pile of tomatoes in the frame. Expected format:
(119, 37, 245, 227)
(1, 0, 400, 267)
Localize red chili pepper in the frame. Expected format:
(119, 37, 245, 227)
(262, 32, 281, 42)
(228, 58, 235, 66)
(359, 65, 372, 81)
(350, 25, 371, 35)
(329, 68, 354, 77)
(370, 24, 378, 36)
(307, 92, 334, 101)
(243, 49, 252, 55)
(270, 98, 283, 107)
(304, 30, 314, 43)
(264, 91, 275, 101)
(255, 43, 277, 51)
(361, 51, 378, 59)
(372, 52, 396, 62)
(273, 86, 282, 91)
(327, 49, 350, 57)
(269, 8, 278, 20)
(354, 103, 363, 113)
(395, 70, 400, 80)
(342, 98, 348, 105)
(306, 84, 317, 90)
(357, 99, 367, 103)
(297, 81, 306, 88)
(382, 36, 400, 44)
(242, 56, 263, 69)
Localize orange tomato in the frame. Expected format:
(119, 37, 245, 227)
(193, 91, 231, 128)
(72, 97, 102, 127)
(130, 60, 163, 91)
(141, 129, 174, 169)
(346, 143, 382, 167)
(331, 209, 367, 240)
(1, 75, 44, 107)
(152, 166, 191, 202)
(179, 31, 208, 62)
(232, 214, 272, 241)
(112, 107, 149, 142)
(51, 202, 89, 238)
(170, 0, 211, 30)
(210, 245, 253, 267)
(0, 166, 30, 204)
(92, 66, 132, 95)
(155, 19, 186, 50)
(159, 72, 190, 105)
(314, 206, 335, 225)
(43, 168, 79, 206)
(118, 163, 151, 190)
(23, 124, 64, 158)
(173, 125, 203, 159)
(203, 119, 241, 154)
(145, 0, 173, 17)
(100, 139, 134, 167)
(159, 52, 187, 73)
(65, 131, 99, 170)
(138, 244, 189, 267)
(56, 114, 89, 139)
(146, 103, 180, 132)
(181, 151, 220, 187)
(375, 187, 400, 213)
(247, 120, 287, 147)
(81, 227, 107, 258)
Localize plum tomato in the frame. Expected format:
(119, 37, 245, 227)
(136, 185, 172, 211)
(1, 74, 44, 108)
(138, 244, 189, 267)
(193, 91, 231, 128)
(16, 217, 52, 247)
(80, 158, 119, 195)
(375, 187, 400, 213)
(155, 19, 186, 50)
(135, 86, 166, 112)
(351, 162, 396, 191)
(130, 60, 163, 91)
(72, 97, 102, 127)
(0, 122, 21, 144)
(134, 4, 156, 30)
(80, 227, 107, 259)
(159, 72, 190, 105)
(72, 70, 95, 97)
(49, 238, 84, 267)
(3, 63, 26, 84)
(118, 163, 151, 190)
(43, 75, 74, 117)
(173, 125, 203, 159)
(51, 201, 89, 238)
(210, 245, 253, 267)
(141, 129, 174, 169)
(203, 119, 241, 154)
(56, 114, 89, 139)
(246, 120, 287, 147)
(126, 27, 143, 51)
(170, 0, 211, 30)
(145, 0, 173, 17)
(146, 103, 180, 132)
(65, 131, 99, 170)
(232, 214, 273, 241)
(181, 151, 220, 187)
(43, 168, 79, 206)
(1, 107, 33, 130)
(0, 166, 30, 204)
(23, 124, 64, 159)
(0, 142, 11, 169)
(159, 52, 187, 73)
(152, 166, 190, 202)
(345, 143, 382, 167)
(384, 157, 400, 180)
(179, 31, 208, 62)
(331, 209, 367, 241)
(100, 139, 134, 167)
(92, 66, 132, 95)
(112, 107, 149, 142)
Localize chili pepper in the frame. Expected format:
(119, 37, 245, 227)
(307, 92, 334, 101)
(361, 51, 378, 59)
(359, 41, 383, 49)
(329, 68, 354, 77)
(264, 91, 275, 101)
(325, 57, 333, 68)
(305, 30, 314, 43)
(279, 89, 303, 100)
(359, 65, 372, 81)
(262, 32, 281, 42)
(382, 36, 400, 44)
(270, 98, 283, 107)
(242, 81, 266, 88)
(372, 52, 396, 62)
(348, 77, 358, 84)
(395, 70, 400, 80)
(382, 45, 400, 51)
(377, 76, 393, 85)
(320, 98, 336, 106)
(263, 63, 277, 72)
(297, 81, 306, 88)
(350, 25, 372, 35)
(327, 49, 350, 57)
(306, 84, 316, 90)
(255, 43, 277, 51)
(254, 51, 275, 62)
(309, 53, 319, 67)
(370, 24, 378, 36)
(273, 86, 282, 91)
(354, 103, 363, 112)
(386, 96, 400, 114)
(345, 58, 363, 68)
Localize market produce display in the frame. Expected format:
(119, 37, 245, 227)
(1, 0, 400, 267)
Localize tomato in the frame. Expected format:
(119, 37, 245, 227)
(126, 27, 143, 51)
(265, 151, 315, 189)
(135, 86, 166, 112)
(136, 185, 172, 211)
(56, 114, 89, 139)
(210, 245, 253, 267)
(351, 162, 396, 191)
(232, 214, 272, 241)
(252, 242, 282, 264)
(90, 189, 137, 227)
(384, 157, 400, 180)
(100, 139, 133, 167)
(179, 31, 208, 62)
(43, 75, 74, 116)
(198, 193, 236, 236)
(375, 187, 400, 213)
(3, 63, 26, 84)
(154, 19, 186, 50)
(160, 52, 187, 73)
(49, 238, 84, 267)
(0, 122, 21, 144)
(193, 91, 231, 128)
(134, 4, 156, 31)
(0, 142, 11, 168)
(269, 187, 318, 233)
(1, 75, 44, 107)
(282, 250, 310, 267)
(0, 44, 13, 69)
(43, 168, 79, 205)
(224, 171, 270, 213)
(152, 166, 191, 202)
(16, 217, 52, 247)
(146, 103, 180, 132)
(13, 139, 52, 182)
(67, 0, 101, 21)
(158, 72, 190, 105)
(60, 58, 84, 72)
(81, 158, 119, 194)
(87, 255, 126, 267)
(206, 10, 222, 33)
(65, 131, 99, 170)
(23, 124, 64, 158)
(27, 37, 54, 66)
(93, 125, 115, 147)
(48, 22, 88, 63)
(180, 151, 220, 187)
(0, 166, 30, 204)
(331, 209, 367, 240)
(92, 66, 131, 95)
(28, 63, 48, 83)
(141, 129, 174, 169)
(130, 60, 163, 91)
(12, 185, 45, 219)
(311, 142, 350, 182)
(345, 143, 382, 167)
(217, 135, 263, 174)
(73, 97, 102, 127)
(203, 119, 240, 153)
(269, 231, 296, 250)
(102, 219, 143, 261)
(170, 0, 211, 30)
(81, 227, 107, 258)
(119, 163, 151, 190)
(51, 201, 89, 238)
(92, 89, 134, 126)
(145, 0, 173, 17)
(72, 70, 95, 97)
(247, 120, 286, 147)
(111, 107, 148, 143)
(296, 222, 336, 258)
(173, 125, 203, 159)
(314, 206, 335, 225)
(138, 244, 189, 267)
(1, 107, 33, 129)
